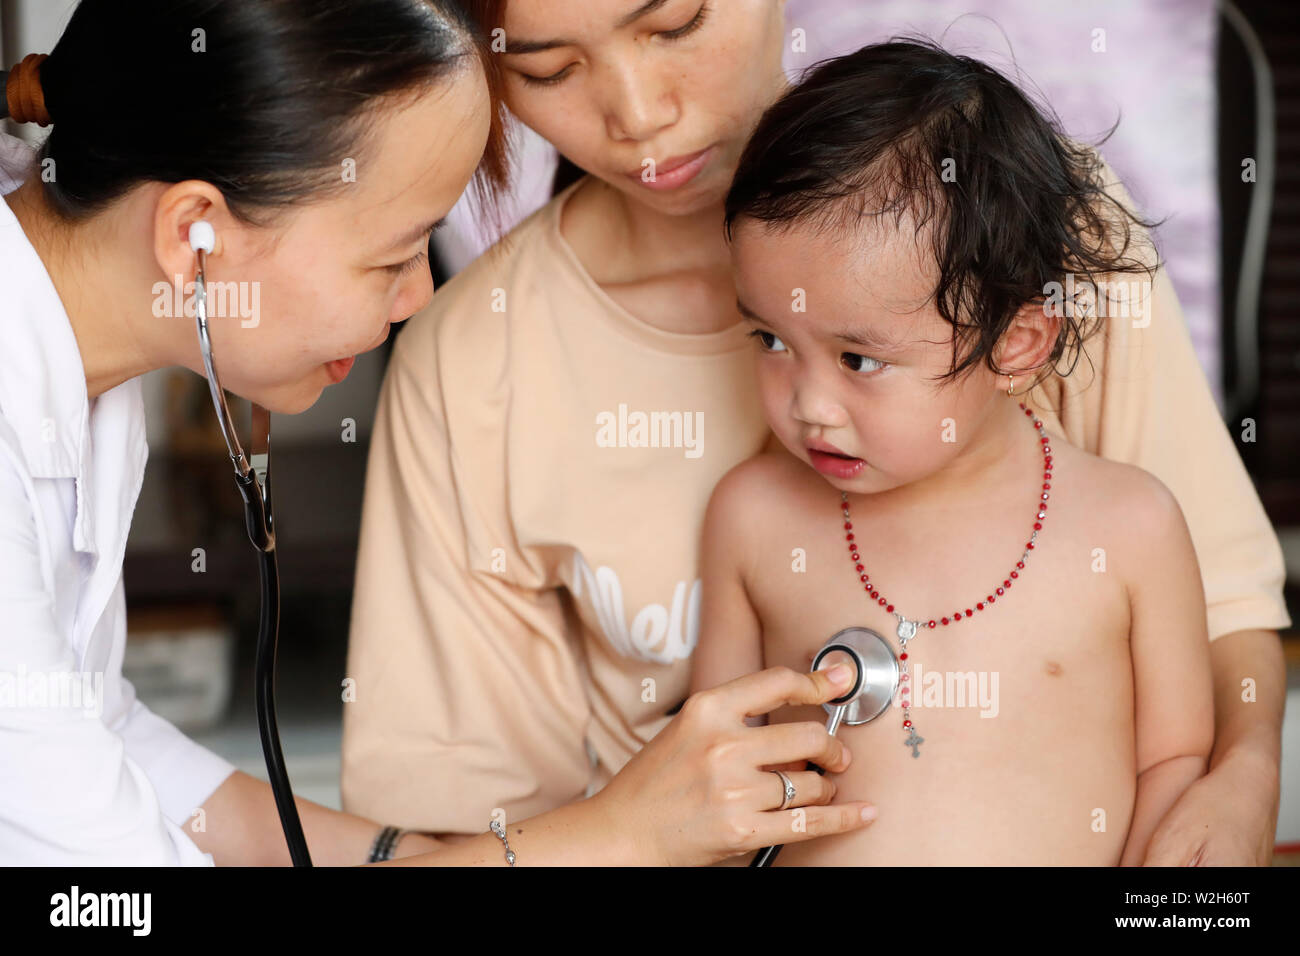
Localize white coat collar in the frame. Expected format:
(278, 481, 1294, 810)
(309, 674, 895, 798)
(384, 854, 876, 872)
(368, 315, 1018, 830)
(0, 132, 146, 556)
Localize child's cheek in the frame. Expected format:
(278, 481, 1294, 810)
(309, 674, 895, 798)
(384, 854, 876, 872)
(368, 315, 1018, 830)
(753, 359, 793, 431)
(850, 400, 921, 473)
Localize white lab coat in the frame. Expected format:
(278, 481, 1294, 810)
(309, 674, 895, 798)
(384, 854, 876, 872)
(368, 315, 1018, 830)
(0, 132, 235, 865)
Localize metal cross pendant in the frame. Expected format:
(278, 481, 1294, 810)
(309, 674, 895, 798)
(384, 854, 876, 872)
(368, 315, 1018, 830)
(904, 726, 924, 758)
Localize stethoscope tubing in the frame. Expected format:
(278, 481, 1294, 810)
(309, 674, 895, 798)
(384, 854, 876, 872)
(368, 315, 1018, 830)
(195, 250, 312, 866)
(248, 534, 311, 866)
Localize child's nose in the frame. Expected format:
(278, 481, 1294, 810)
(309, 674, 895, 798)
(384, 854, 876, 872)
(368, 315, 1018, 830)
(791, 382, 849, 429)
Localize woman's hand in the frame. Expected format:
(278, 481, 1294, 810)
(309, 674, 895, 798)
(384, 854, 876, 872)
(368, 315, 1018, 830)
(1140, 748, 1280, 865)
(590, 664, 877, 866)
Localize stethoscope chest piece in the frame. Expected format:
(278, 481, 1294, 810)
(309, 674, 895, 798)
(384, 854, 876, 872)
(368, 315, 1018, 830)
(750, 626, 901, 867)
(812, 627, 900, 726)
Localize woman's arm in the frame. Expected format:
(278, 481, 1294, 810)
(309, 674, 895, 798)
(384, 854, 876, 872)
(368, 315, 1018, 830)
(391, 665, 875, 866)
(0, 451, 220, 865)
(1140, 628, 1286, 865)
(190, 771, 434, 866)
(1207, 628, 1286, 813)
(195, 668, 878, 866)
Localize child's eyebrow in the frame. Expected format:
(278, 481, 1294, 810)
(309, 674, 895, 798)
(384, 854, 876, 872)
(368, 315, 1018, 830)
(830, 324, 905, 353)
(736, 298, 905, 352)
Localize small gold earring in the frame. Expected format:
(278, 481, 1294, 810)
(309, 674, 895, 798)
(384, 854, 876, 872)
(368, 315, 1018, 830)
(1006, 374, 1015, 397)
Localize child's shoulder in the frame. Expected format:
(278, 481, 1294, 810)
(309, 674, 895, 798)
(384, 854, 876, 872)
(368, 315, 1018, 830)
(704, 442, 821, 542)
(1051, 435, 1191, 565)
(714, 439, 805, 492)
(709, 441, 819, 512)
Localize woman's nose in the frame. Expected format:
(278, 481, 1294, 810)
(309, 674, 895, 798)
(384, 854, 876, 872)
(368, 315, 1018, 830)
(601, 61, 678, 144)
(393, 268, 435, 324)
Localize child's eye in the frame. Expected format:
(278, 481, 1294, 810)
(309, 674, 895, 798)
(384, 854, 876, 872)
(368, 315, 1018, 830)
(842, 352, 886, 375)
(747, 329, 787, 352)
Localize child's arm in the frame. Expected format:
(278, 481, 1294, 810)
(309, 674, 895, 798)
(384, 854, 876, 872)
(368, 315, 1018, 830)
(689, 461, 767, 712)
(691, 462, 776, 868)
(1118, 472, 1216, 866)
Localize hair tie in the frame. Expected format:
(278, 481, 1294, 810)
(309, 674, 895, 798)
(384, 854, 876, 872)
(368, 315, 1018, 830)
(6, 53, 51, 126)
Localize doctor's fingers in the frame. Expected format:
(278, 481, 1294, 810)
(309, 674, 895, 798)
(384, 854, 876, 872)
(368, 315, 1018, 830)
(760, 768, 837, 811)
(741, 799, 878, 856)
(704, 664, 855, 724)
(751, 719, 852, 775)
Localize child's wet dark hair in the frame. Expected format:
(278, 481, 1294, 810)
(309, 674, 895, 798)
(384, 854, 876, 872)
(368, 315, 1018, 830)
(724, 38, 1160, 391)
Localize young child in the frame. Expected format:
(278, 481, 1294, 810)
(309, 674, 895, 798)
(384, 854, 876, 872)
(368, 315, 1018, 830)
(690, 40, 1215, 866)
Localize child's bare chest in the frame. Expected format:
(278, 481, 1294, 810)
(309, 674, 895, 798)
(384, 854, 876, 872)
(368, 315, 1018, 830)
(744, 477, 1137, 864)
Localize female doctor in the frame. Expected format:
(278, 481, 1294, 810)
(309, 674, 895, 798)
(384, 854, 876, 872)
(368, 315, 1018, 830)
(0, 0, 877, 866)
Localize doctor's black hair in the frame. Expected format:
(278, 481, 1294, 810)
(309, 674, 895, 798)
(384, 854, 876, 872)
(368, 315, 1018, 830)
(724, 38, 1161, 392)
(28, 0, 509, 223)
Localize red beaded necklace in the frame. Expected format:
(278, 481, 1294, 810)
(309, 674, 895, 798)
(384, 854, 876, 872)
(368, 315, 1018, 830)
(839, 394, 1053, 758)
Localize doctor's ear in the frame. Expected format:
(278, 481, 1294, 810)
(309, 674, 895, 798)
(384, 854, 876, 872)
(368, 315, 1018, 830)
(151, 181, 238, 281)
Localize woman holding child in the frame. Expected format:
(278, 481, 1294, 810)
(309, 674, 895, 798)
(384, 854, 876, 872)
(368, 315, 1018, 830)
(341, 0, 1291, 865)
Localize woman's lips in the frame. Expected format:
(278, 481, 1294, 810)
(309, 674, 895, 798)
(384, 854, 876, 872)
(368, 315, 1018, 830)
(326, 356, 356, 384)
(628, 145, 714, 192)
(808, 448, 866, 479)
(325, 324, 390, 384)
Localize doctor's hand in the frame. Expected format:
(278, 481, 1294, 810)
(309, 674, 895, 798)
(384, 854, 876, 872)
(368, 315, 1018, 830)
(590, 664, 877, 867)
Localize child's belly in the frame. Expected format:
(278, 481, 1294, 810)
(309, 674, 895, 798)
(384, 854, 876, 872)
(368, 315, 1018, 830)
(763, 616, 1136, 866)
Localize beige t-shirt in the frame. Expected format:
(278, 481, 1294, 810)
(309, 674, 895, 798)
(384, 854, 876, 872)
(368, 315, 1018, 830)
(339, 176, 1291, 834)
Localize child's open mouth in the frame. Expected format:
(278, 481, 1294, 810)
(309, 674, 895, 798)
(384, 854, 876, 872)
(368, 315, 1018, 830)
(808, 448, 866, 479)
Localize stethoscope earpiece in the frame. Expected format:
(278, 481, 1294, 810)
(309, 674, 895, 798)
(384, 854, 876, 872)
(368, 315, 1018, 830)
(188, 219, 215, 255)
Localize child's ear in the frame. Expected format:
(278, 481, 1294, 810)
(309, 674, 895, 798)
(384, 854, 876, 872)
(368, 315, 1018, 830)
(995, 298, 1061, 382)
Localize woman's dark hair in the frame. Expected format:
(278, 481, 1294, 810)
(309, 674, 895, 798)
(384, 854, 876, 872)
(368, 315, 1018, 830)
(725, 38, 1160, 391)
(31, 0, 509, 223)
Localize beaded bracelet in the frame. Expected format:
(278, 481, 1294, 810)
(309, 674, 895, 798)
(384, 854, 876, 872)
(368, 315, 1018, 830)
(489, 819, 516, 866)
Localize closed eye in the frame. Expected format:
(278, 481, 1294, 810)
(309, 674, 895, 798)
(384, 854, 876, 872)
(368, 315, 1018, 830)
(517, 2, 711, 87)
(519, 64, 575, 88)
(383, 221, 445, 277)
(659, 2, 710, 41)
(386, 250, 428, 277)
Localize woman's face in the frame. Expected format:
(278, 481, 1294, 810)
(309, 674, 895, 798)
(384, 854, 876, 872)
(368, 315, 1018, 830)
(176, 64, 490, 414)
(498, 0, 789, 216)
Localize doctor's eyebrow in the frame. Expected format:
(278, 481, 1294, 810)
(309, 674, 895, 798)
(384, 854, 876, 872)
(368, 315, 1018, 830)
(503, 0, 674, 54)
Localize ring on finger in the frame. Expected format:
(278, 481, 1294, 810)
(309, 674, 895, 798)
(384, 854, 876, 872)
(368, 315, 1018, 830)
(772, 769, 796, 811)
